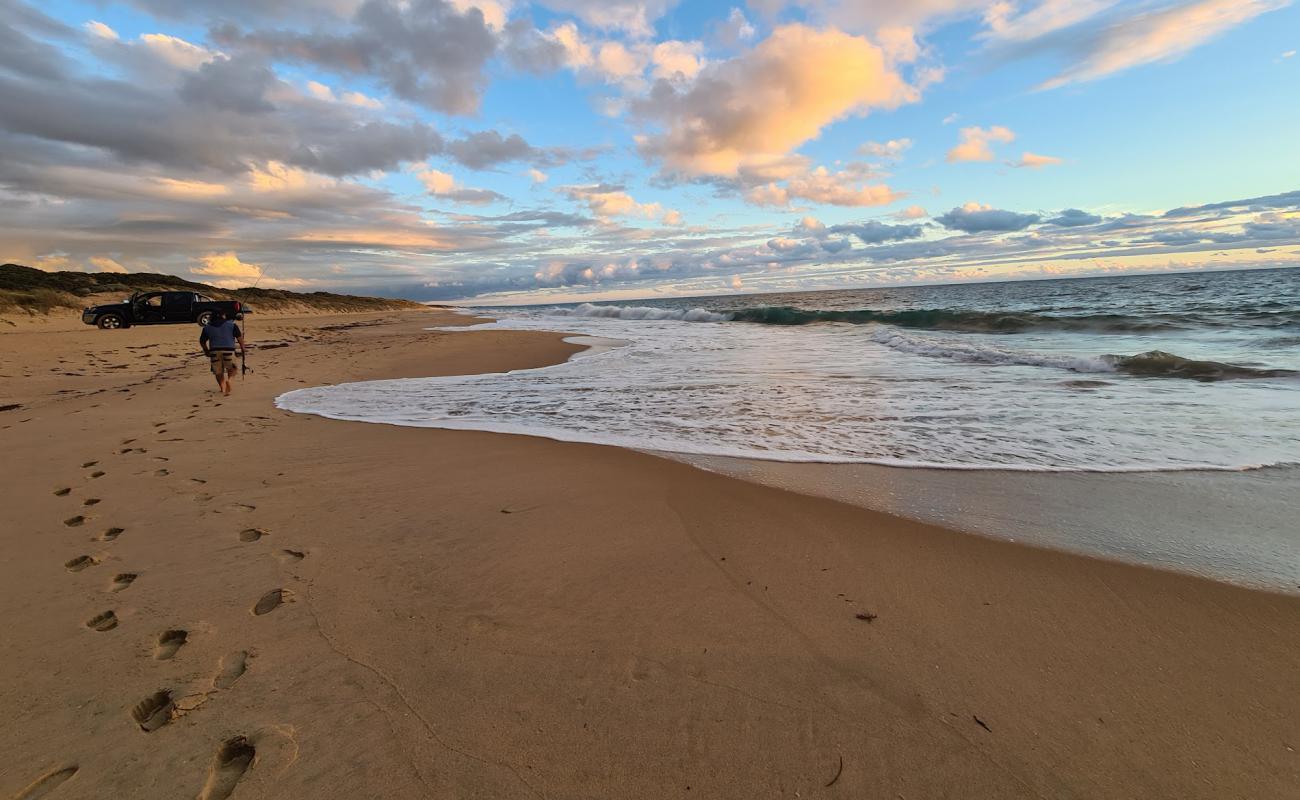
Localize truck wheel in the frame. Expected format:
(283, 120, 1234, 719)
(196, 311, 214, 326)
(96, 313, 126, 329)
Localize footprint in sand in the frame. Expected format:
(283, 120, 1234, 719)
(83, 498, 101, 507)
(197, 737, 256, 800)
(110, 573, 137, 591)
(233, 504, 256, 513)
(252, 589, 290, 616)
(12, 766, 78, 800)
(98, 527, 125, 541)
(131, 690, 174, 732)
(85, 611, 118, 631)
(190, 478, 208, 485)
(53, 487, 71, 497)
(89, 471, 105, 479)
(81, 461, 98, 468)
(63, 516, 86, 528)
(65, 555, 99, 572)
(154, 630, 188, 660)
(239, 528, 267, 543)
(275, 549, 306, 563)
(154, 469, 170, 477)
(212, 651, 249, 690)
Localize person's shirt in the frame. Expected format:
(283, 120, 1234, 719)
(200, 320, 242, 351)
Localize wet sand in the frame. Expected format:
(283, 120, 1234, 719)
(673, 455, 1300, 593)
(1, 309, 1298, 799)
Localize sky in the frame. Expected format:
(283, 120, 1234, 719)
(1, 0, 1298, 303)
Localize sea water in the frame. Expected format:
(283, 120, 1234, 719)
(279, 268, 1300, 473)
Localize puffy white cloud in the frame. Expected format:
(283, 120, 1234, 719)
(417, 167, 505, 204)
(528, 168, 548, 183)
(192, 251, 263, 279)
(745, 164, 900, 208)
(560, 183, 682, 224)
(140, 33, 221, 70)
(946, 125, 1015, 162)
(635, 24, 920, 177)
(650, 40, 705, 81)
(894, 205, 929, 219)
(858, 137, 912, 159)
(84, 21, 119, 41)
(1010, 151, 1063, 168)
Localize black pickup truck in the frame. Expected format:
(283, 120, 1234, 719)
(82, 291, 250, 329)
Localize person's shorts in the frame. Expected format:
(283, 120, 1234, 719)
(210, 350, 237, 376)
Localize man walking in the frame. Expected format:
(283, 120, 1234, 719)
(199, 309, 246, 396)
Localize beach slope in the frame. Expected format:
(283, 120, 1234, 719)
(1, 310, 1296, 799)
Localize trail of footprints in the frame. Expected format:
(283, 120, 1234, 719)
(39, 434, 311, 798)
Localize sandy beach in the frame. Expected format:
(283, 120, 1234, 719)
(2, 308, 1298, 799)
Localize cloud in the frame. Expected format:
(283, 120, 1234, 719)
(894, 205, 929, 219)
(946, 125, 1015, 162)
(535, 0, 678, 36)
(828, 220, 925, 244)
(650, 40, 705, 81)
(981, 0, 1120, 43)
(858, 138, 913, 159)
(212, 0, 499, 114)
(417, 168, 506, 204)
(560, 183, 682, 224)
(744, 165, 901, 208)
(634, 23, 920, 177)
(1036, 0, 1289, 90)
(1046, 208, 1103, 227)
(84, 21, 119, 41)
(88, 256, 128, 273)
(192, 251, 263, 279)
(712, 7, 756, 47)
(1010, 151, 1063, 168)
(528, 168, 548, 183)
(179, 56, 278, 113)
(936, 202, 1039, 232)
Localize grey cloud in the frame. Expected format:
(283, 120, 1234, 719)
(828, 220, 924, 244)
(212, 0, 497, 114)
(0, 18, 67, 80)
(0, 42, 443, 177)
(1046, 208, 1102, 227)
(502, 17, 566, 73)
(1163, 189, 1300, 218)
(447, 131, 535, 170)
(936, 206, 1039, 233)
(179, 57, 277, 113)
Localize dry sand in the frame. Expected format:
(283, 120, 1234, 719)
(1, 309, 1297, 799)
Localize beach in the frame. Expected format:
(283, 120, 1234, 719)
(2, 308, 1298, 799)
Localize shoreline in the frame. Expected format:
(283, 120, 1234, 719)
(291, 316, 1300, 594)
(2, 309, 1298, 798)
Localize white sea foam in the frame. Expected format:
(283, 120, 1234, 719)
(279, 308, 1300, 472)
(557, 302, 730, 322)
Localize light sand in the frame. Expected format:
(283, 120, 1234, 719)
(1, 310, 1297, 799)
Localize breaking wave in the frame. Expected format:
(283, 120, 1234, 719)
(553, 303, 1300, 333)
(868, 329, 1296, 381)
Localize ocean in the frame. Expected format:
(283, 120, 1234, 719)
(279, 267, 1300, 473)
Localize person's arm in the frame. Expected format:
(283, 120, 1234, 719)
(234, 324, 245, 355)
(199, 327, 210, 356)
